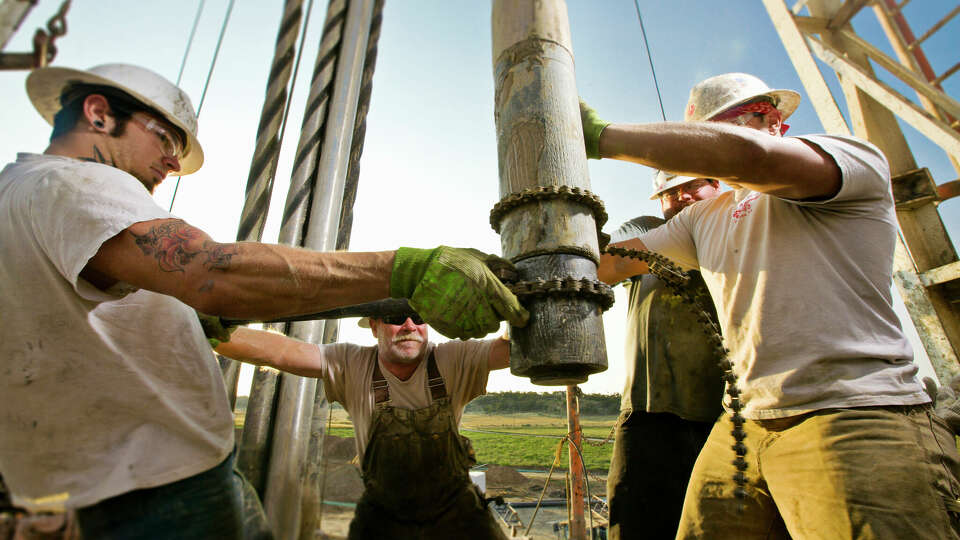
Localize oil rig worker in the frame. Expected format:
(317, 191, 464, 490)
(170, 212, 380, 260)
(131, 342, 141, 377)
(0, 63, 527, 539)
(586, 72, 960, 539)
(603, 171, 724, 540)
(215, 315, 510, 540)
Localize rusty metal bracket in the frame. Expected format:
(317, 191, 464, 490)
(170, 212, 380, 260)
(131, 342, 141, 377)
(892, 167, 939, 209)
(0, 0, 69, 71)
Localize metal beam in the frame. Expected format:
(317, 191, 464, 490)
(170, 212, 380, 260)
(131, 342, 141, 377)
(0, 0, 34, 50)
(921, 261, 960, 289)
(893, 238, 960, 382)
(826, 0, 871, 29)
(822, 26, 960, 120)
(805, 34, 960, 159)
(761, 0, 850, 135)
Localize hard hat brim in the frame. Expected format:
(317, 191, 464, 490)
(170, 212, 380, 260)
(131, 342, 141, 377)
(649, 174, 703, 200)
(702, 88, 801, 124)
(26, 66, 204, 175)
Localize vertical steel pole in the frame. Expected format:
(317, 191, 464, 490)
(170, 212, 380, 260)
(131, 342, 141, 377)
(263, 0, 374, 536)
(236, 0, 309, 496)
(491, 0, 607, 385)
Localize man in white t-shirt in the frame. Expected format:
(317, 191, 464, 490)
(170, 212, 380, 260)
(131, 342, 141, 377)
(585, 73, 960, 539)
(0, 63, 527, 539)
(216, 314, 509, 540)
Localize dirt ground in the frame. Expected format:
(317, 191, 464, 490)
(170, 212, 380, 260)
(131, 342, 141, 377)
(312, 434, 608, 539)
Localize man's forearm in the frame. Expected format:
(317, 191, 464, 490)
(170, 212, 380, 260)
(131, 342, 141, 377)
(598, 122, 840, 199)
(600, 122, 769, 181)
(215, 327, 325, 377)
(190, 242, 394, 319)
(598, 238, 650, 285)
(88, 218, 394, 320)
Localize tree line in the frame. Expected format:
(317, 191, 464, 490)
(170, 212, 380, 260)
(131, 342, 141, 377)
(465, 391, 621, 416)
(236, 391, 622, 416)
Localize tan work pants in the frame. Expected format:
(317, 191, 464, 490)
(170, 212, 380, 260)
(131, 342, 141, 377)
(676, 405, 960, 540)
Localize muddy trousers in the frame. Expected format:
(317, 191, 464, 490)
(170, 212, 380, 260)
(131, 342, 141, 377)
(348, 482, 504, 540)
(606, 411, 713, 540)
(677, 404, 960, 540)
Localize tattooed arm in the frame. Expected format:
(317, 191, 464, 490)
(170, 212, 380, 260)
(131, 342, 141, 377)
(81, 218, 394, 319)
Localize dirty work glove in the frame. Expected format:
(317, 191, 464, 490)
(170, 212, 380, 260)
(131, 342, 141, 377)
(390, 246, 530, 339)
(196, 310, 237, 348)
(580, 98, 610, 160)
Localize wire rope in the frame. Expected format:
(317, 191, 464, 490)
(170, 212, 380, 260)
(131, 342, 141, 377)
(632, 0, 667, 121)
(175, 0, 206, 86)
(276, 0, 316, 171)
(169, 0, 237, 211)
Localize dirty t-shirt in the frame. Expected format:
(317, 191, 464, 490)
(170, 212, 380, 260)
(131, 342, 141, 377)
(0, 154, 234, 510)
(640, 135, 926, 419)
(317, 340, 495, 458)
(611, 216, 724, 422)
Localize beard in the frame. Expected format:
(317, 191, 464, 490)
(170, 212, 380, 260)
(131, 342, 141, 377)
(386, 332, 425, 363)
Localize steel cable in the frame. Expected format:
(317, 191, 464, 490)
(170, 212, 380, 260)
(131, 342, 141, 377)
(236, 0, 310, 242)
(169, 0, 236, 212)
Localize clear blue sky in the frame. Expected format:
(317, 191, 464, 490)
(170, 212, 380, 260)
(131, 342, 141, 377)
(1, 1, 957, 394)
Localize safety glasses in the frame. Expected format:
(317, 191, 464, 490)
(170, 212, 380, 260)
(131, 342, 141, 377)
(658, 179, 714, 202)
(131, 114, 183, 160)
(380, 314, 425, 326)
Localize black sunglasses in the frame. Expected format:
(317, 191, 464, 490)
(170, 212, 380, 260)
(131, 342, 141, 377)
(380, 314, 424, 326)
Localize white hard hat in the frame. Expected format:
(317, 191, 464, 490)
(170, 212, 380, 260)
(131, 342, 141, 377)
(684, 72, 800, 124)
(650, 170, 702, 200)
(26, 63, 204, 175)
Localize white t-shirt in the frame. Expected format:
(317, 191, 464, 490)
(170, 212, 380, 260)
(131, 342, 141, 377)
(316, 340, 494, 458)
(0, 154, 234, 510)
(641, 135, 926, 419)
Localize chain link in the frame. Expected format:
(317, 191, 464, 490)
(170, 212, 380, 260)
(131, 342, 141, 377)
(32, 0, 71, 67)
(489, 185, 608, 234)
(506, 277, 615, 312)
(581, 423, 617, 448)
(600, 244, 749, 510)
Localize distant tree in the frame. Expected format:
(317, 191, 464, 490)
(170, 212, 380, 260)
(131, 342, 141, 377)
(465, 391, 620, 415)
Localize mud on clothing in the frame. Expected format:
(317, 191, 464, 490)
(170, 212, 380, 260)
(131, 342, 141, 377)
(347, 351, 506, 540)
(0, 154, 234, 511)
(607, 216, 724, 540)
(314, 339, 494, 457)
(638, 134, 959, 537)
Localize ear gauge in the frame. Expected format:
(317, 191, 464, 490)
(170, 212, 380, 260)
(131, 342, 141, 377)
(93, 120, 105, 129)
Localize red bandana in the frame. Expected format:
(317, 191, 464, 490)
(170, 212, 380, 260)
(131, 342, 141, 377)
(711, 101, 789, 135)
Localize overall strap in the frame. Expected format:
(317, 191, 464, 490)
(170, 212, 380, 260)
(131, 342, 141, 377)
(371, 356, 390, 404)
(426, 350, 448, 402)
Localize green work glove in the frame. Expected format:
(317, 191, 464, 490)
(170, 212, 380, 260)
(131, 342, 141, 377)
(195, 310, 237, 348)
(390, 246, 530, 339)
(580, 98, 610, 160)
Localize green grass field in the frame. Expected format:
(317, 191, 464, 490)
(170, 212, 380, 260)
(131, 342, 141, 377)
(322, 411, 617, 471)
